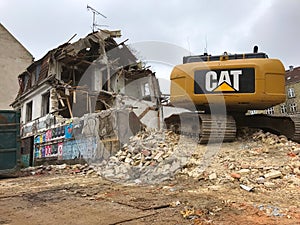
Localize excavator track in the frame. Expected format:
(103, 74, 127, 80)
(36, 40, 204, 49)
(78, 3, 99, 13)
(234, 114, 300, 143)
(164, 113, 236, 144)
(165, 112, 300, 144)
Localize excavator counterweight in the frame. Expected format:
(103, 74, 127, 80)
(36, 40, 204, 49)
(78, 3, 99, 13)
(165, 49, 300, 143)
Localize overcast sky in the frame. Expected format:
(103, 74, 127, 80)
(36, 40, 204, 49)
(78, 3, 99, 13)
(1, 0, 300, 89)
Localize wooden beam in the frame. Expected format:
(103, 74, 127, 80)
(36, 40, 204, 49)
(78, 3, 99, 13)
(73, 90, 76, 103)
(66, 97, 73, 118)
(56, 92, 65, 107)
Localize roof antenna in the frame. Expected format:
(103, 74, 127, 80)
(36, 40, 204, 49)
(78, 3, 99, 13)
(204, 34, 208, 56)
(187, 36, 191, 56)
(253, 45, 258, 53)
(87, 5, 107, 32)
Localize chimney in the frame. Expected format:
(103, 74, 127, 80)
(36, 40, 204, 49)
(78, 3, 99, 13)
(289, 65, 294, 71)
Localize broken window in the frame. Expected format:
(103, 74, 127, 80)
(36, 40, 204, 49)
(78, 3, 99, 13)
(41, 92, 50, 117)
(26, 101, 33, 122)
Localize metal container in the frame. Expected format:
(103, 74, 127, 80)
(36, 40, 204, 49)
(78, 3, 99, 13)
(0, 110, 20, 176)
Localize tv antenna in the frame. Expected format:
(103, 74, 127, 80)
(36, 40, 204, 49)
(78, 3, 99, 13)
(204, 34, 208, 55)
(87, 5, 107, 32)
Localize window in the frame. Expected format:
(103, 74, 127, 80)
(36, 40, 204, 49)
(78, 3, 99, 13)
(41, 92, 50, 116)
(143, 83, 150, 96)
(266, 107, 274, 115)
(290, 103, 297, 113)
(35, 64, 41, 83)
(25, 101, 33, 122)
(31, 64, 41, 86)
(24, 75, 29, 90)
(31, 73, 35, 87)
(280, 104, 287, 114)
(288, 88, 295, 98)
(249, 110, 257, 115)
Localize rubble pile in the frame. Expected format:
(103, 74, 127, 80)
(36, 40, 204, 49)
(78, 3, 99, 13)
(94, 129, 193, 183)
(180, 130, 300, 190)
(252, 130, 296, 148)
(116, 130, 179, 166)
(20, 164, 97, 177)
(21, 129, 300, 188)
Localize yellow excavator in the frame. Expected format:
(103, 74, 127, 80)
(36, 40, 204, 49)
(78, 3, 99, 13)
(165, 47, 300, 143)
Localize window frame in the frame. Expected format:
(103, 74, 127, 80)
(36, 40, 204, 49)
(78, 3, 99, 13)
(266, 107, 274, 115)
(280, 104, 287, 114)
(290, 102, 297, 113)
(25, 101, 33, 122)
(287, 87, 295, 98)
(41, 92, 50, 117)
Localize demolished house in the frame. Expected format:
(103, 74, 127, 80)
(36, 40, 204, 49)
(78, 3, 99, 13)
(11, 30, 162, 167)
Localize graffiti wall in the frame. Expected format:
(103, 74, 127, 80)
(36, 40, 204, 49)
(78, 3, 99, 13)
(31, 110, 142, 166)
(33, 122, 98, 162)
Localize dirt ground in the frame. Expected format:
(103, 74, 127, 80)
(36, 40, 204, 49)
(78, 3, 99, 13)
(0, 169, 299, 225)
(1, 131, 300, 225)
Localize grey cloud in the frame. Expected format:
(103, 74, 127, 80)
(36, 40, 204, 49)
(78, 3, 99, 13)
(0, 0, 299, 68)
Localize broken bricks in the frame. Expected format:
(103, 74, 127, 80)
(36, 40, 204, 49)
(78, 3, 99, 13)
(20, 164, 97, 176)
(115, 129, 179, 167)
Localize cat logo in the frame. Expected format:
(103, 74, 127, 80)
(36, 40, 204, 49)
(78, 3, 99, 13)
(205, 70, 242, 92)
(194, 68, 255, 94)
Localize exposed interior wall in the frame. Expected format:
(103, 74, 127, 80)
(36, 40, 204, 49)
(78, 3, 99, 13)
(124, 77, 150, 99)
(110, 73, 125, 94)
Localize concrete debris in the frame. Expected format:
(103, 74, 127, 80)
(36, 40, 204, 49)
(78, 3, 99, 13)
(116, 129, 179, 167)
(237, 169, 251, 175)
(292, 148, 300, 155)
(93, 128, 299, 186)
(255, 204, 286, 217)
(264, 182, 276, 188)
(256, 177, 265, 184)
(264, 170, 282, 179)
(240, 184, 254, 192)
(20, 163, 97, 176)
(209, 173, 217, 180)
(93, 129, 193, 183)
(179, 129, 300, 190)
(19, 129, 300, 189)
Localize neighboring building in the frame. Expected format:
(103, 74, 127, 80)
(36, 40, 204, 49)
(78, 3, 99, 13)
(11, 30, 161, 167)
(0, 23, 33, 109)
(269, 66, 300, 115)
(282, 66, 300, 115)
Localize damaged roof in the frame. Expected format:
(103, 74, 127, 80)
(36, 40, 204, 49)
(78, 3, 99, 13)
(13, 29, 139, 101)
